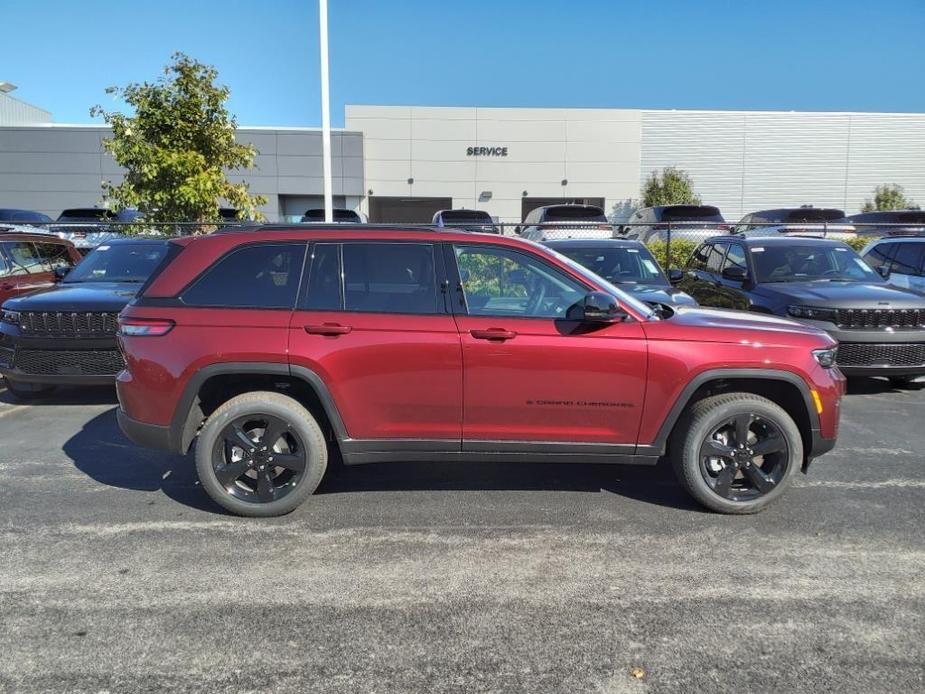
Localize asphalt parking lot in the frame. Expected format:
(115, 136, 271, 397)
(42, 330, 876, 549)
(1, 380, 924, 694)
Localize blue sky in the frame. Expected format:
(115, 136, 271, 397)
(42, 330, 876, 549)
(4, 0, 924, 127)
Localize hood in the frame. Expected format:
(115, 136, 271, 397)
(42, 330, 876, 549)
(653, 306, 834, 344)
(2, 281, 140, 312)
(626, 283, 698, 307)
(759, 280, 925, 308)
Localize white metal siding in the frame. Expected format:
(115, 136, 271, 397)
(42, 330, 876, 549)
(641, 110, 925, 220)
(0, 92, 52, 126)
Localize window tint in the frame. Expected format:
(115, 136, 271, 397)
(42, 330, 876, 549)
(0, 247, 10, 277)
(688, 243, 711, 271)
(865, 242, 896, 270)
(182, 243, 306, 308)
(890, 243, 925, 276)
(454, 245, 586, 318)
(723, 244, 747, 272)
(3, 242, 44, 275)
(35, 242, 73, 270)
(303, 243, 342, 310)
(706, 243, 728, 273)
(342, 243, 439, 314)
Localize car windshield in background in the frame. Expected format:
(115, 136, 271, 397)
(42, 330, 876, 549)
(301, 209, 362, 222)
(544, 206, 607, 222)
(557, 247, 666, 285)
(781, 209, 846, 223)
(63, 243, 169, 283)
(57, 209, 115, 222)
(440, 210, 493, 223)
(662, 206, 725, 223)
(753, 245, 880, 283)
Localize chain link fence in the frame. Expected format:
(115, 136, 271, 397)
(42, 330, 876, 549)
(2, 218, 919, 270)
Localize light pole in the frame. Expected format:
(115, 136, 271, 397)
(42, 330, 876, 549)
(318, 0, 333, 222)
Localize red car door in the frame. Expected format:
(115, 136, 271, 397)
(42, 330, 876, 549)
(288, 241, 463, 444)
(447, 243, 648, 447)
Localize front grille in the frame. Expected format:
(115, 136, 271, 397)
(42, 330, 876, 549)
(13, 349, 124, 376)
(836, 343, 925, 368)
(17, 311, 119, 337)
(0, 346, 13, 369)
(835, 308, 925, 330)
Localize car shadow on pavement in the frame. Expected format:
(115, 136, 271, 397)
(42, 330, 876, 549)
(846, 376, 925, 396)
(0, 385, 120, 407)
(63, 407, 229, 515)
(64, 408, 702, 513)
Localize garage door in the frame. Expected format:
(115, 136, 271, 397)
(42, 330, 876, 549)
(368, 197, 452, 224)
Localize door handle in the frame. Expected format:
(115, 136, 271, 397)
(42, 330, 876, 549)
(304, 323, 352, 336)
(470, 328, 517, 341)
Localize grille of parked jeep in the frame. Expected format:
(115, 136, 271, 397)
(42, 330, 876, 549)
(836, 343, 925, 367)
(835, 308, 925, 330)
(17, 311, 120, 337)
(13, 349, 125, 376)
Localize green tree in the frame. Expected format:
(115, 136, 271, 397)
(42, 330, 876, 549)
(91, 52, 266, 227)
(861, 184, 915, 212)
(641, 167, 701, 207)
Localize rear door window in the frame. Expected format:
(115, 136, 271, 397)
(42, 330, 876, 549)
(342, 243, 441, 314)
(706, 243, 728, 273)
(890, 243, 925, 277)
(865, 242, 896, 270)
(35, 242, 74, 270)
(182, 243, 307, 308)
(302, 243, 342, 311)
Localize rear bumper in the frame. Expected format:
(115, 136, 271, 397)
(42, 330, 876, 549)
(117, 409, 173, 451)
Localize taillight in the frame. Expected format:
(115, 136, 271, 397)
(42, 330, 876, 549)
(595, 223, 613, 231)
(119, 317, 175, 336)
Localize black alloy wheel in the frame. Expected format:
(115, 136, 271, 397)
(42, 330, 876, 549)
(212, 414, 307, 504)
(698, 413, 789, 502)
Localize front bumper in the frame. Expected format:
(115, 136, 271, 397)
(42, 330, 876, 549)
(0, 331, 123, 386)
(793, 320, 925, 375)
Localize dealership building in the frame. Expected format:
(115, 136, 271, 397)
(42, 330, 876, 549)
(2, 86, 925, 224)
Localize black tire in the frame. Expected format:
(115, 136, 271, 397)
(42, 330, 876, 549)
(195, 391, 328, 517)
(671, 393, 802, 514)
(3, 377, 54, 401)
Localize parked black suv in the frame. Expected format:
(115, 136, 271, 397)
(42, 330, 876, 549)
(678, 236, 925, 383)
(620, 205, 730, 244)
(0, 238, 172, 398)
(846, 210, 925, 237)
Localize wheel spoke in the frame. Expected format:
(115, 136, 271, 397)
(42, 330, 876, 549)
(260, 419, 288, 449)
(701, 438, 733, 458)
(713, 464, 737, 498)
(733, 414, 753, 447)
(226, 424, 256, 452)
(741, 463, 776, 493)
(751, 435, 786, 457)
(255, 469, 276, 502)
(215, 460, 252, 487)
(271, 452, 306, 473)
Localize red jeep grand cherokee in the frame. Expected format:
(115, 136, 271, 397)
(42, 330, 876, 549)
(115, 226, 844, 517)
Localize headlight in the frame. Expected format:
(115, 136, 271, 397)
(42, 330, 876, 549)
(813, 347, 838, 368)
(1, 309, 21, 325)
(788, 305, 837, 322)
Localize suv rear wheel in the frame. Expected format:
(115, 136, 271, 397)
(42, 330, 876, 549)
(195, 391, 328, 517)
(671, 393, 802, 514)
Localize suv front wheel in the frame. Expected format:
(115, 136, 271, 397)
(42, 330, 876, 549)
(671, 393, 802, 514)
(195, 391, 328, 517)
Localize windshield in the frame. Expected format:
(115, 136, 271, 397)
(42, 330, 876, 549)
(538, 244, 658, 319)
(555, 246, 667, 286)
(753, 245, 880, 283)
(544, 206, 607, 222)
(64, 243, 169, 283)
(661, 206, 725, 222)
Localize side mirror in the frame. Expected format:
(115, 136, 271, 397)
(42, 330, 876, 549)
(876, 265, 891, 279)
(667, 268, 683, 284)
(54, 266, 71, 280)
(722, 266, 748, 282)
(567, 291, 627, 323)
